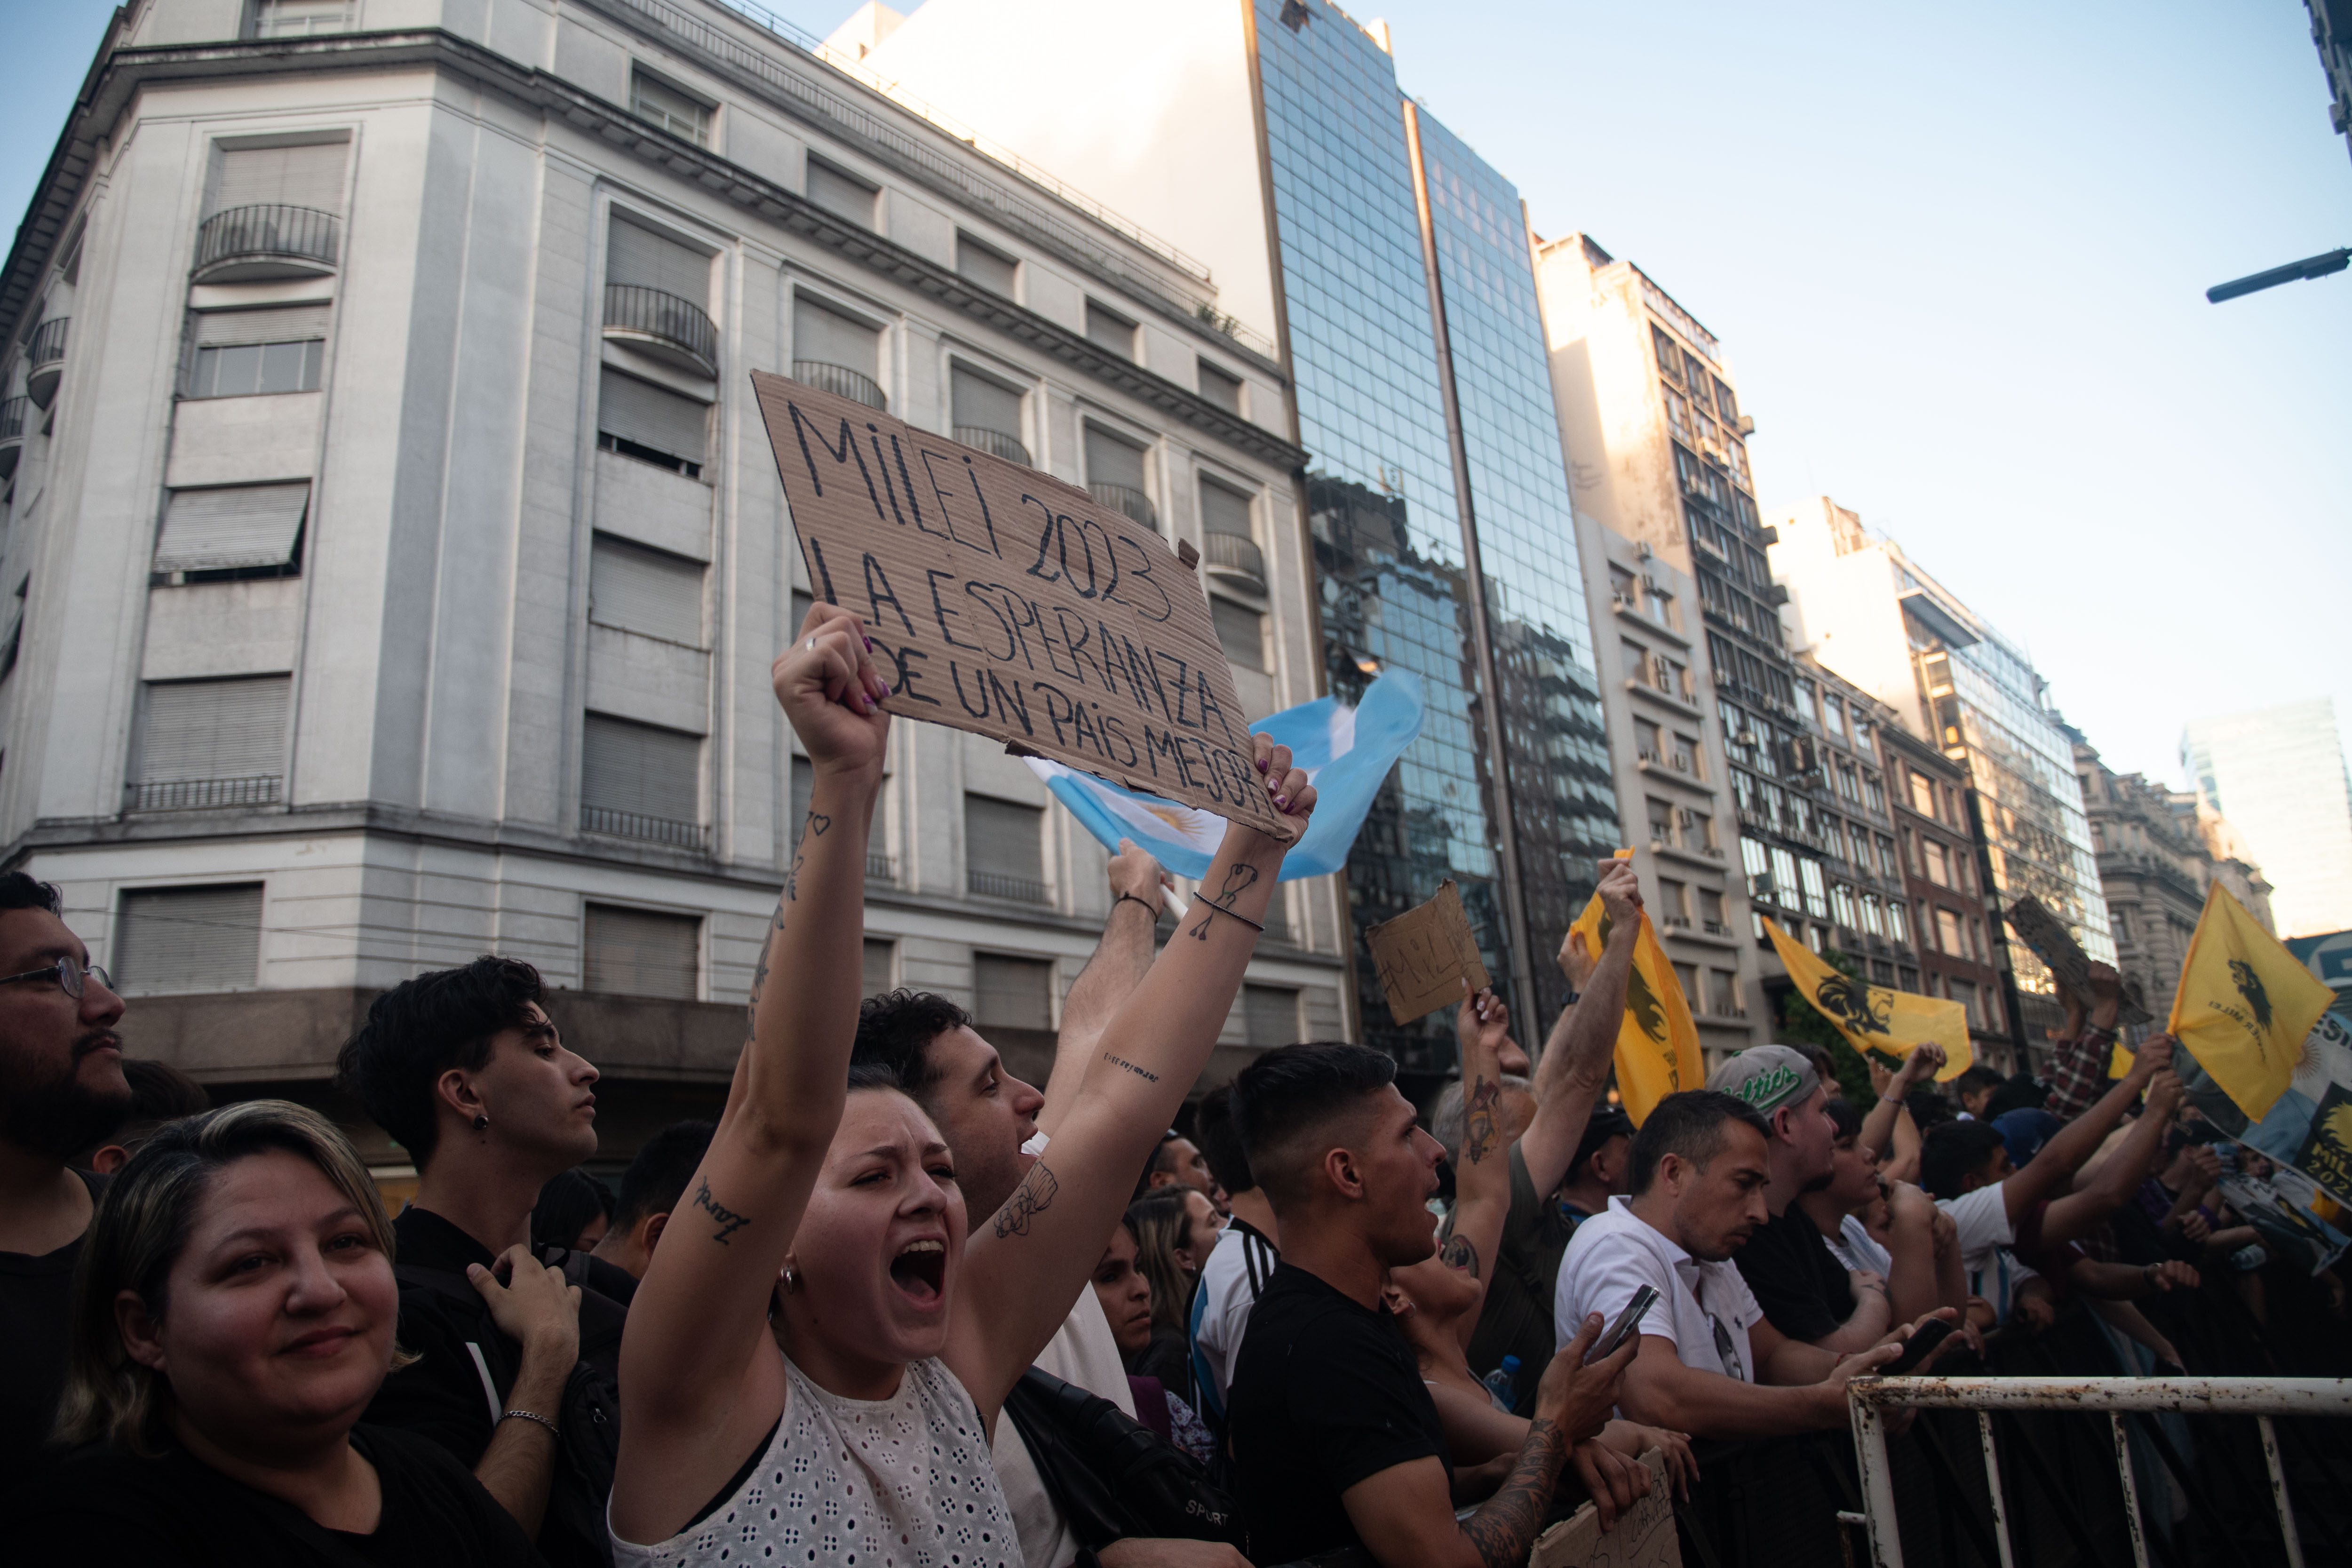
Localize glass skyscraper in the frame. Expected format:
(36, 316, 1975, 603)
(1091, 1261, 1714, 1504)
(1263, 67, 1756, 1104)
(2184, 700, 2352, 939)
(1255, 0, 1614, 1070)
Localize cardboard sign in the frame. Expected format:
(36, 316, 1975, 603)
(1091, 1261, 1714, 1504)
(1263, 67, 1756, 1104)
(1533, 1448, 1681, 1568)
(751, 373, 1294, 843)
(1365, 878, 1491, 1025)
(2006, 895, 2153, 1025)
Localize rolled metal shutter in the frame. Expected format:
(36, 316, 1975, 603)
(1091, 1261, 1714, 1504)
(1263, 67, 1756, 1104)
(791, 298, 879, 382)
(194, 305, 330, 346)
(136, 677, 290, 783)
(115, 883, 263, 994)
(950, 366, 1022, 435)
(582, 902, 699, 998)
(212, 142, 346, 213)
(581, 713, 700, 823)
(607, 217, 710, 311)
(154, 485, 310, 573)
(598, 368, 707, 465)
(962, 795, 1043, 883)
(589, 534, 703, 645)
(975, 953, 1051, 1029)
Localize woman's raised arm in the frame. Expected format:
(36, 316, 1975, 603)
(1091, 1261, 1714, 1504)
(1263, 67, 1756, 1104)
(948, 735, 1315, 1419)
(614, 606, 890, 1512)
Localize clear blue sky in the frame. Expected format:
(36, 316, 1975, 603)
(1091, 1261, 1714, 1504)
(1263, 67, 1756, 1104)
(8, 0, 2348, 791)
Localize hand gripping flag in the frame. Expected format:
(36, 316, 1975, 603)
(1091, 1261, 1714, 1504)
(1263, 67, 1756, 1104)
(1763, 918, 1972, 1079)
(1020, 671, 1425, 883)
(2169, 884, 2335, 1122)
(1567, 852, 1698, 1126)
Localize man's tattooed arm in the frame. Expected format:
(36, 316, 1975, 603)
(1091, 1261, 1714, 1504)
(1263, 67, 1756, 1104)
(1461, 1416, 1570, 1568)
(992, 1162, 1060, 1238)
(1462, 1075, 1502, 1166)
(1438, 1232, 1480, 1281)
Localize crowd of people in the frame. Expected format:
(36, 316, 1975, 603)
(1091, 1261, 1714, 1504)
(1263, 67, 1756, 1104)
(0, 605, 2338, 1566)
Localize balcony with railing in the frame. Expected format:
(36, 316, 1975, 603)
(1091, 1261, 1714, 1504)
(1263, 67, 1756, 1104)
(1200, 529, 1264, 592)
(127, 776, 282, 812)
(1089, 482, 1157, 532)
(25, 318, 68, 408)
(953, 424, 1031, 466)
(0, 396, 27, 480)
(193, 204, 341, 283)
(603, 284, 718, 378)
(791, 360, 886, 410)
(581, 805, 712, 851)
(968, 869, 1049, 904)
(867, 852, 897, 883)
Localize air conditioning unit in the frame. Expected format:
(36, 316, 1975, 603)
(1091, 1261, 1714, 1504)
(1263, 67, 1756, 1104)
(1676, 809, 1696, 828)
(1636, 542, 1654, 561)
(1671, 754, 1690, 772)
(1611, 593, 1633, 613)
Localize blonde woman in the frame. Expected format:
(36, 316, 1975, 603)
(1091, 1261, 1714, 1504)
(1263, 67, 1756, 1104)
(23, 1099, 547, 1565)
(609, 606, 1313, 1565)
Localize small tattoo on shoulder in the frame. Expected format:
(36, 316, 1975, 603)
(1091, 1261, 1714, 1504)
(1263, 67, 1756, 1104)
(993, 1162, 1059, 1239)
(692, 1177, 752, 1244)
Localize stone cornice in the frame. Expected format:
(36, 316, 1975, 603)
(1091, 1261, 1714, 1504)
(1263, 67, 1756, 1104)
(1, 28, 1306, 472)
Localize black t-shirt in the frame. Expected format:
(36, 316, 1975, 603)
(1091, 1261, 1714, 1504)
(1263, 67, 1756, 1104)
(0, 1168, 106, 1480)
(1226, 1262, 1450, 1564)
(1460, 1144, 1582, 1415)
(1733, 1204, 1856, 1345)
(12, 1423, 546, 1566)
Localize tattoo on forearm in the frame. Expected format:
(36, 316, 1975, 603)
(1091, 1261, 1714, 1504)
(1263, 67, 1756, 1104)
(692, 1178, 753, 1245)
(992, 1162, 1059, 1238)
(1439, 1232, 1480, 1280)
(1463, 1075, 1501, 1166)
(1462, 1416, 1567, 1568)
(1103, 1051, 1161, 1084)
(1186, 862, 1261, 941)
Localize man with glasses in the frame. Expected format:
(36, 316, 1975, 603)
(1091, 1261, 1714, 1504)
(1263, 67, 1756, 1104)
(0, 872, 130, 1474)
(1554, 1089, 1905, 1438)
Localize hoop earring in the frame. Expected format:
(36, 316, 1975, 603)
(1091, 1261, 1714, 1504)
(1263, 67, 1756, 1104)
(781, 1265, 800, 1292)
(472, 1113, 490, 1131)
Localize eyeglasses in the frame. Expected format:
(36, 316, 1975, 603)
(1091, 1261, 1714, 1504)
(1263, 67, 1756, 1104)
(0, 956, 116, 998)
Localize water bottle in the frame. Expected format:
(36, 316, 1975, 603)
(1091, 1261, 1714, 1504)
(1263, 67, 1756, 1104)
(1481, 1354, 1521, 1413)
(2228, 1243, 2268, 1273)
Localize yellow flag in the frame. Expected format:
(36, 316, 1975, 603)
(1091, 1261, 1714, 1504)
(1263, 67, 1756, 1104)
(1763, 919, 1972, 1079)
(1569, 852, 1697, 1126)
(2168, 884, 2333, 1122)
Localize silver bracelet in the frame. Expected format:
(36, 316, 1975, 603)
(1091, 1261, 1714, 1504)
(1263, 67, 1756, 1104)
(501, 1408, 559, 1437)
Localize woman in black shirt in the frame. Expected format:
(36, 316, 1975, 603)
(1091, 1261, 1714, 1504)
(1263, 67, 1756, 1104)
(17, 1100, 544, 1567)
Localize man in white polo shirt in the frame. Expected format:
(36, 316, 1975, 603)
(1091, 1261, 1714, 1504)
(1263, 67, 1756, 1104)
(1555, 1089, 1905, 1438)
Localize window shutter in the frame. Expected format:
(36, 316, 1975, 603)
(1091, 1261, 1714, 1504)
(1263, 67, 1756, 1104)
(590, 534, 703, 645)
(212, 142, 346, 214)
(792, 299, 879, 382)
(862, 938, 894, 996)
(950, 367, 1022, 436)
(607, 217, 709, 311)
(583, 903, 699, 998)
(1084, 302, 1134, 359)
(975, 954, 1052, 1029)
(582, 713, 700, 823)
(1210, 597, 1263, 671)
(598, 369, 707, 465)
(963, 795, 1043, 882)
(137, 677, 289, 783)
(194, 305, 329, 346)
(1199, 480, 1253, 538)
(154, 485, 310, 573)
(1198, 360, 1243, 414)
(956, 234, 1016, 295)
(1242, 984, 1298, 1048)
(115, 883, 263, 994)
(1083, 426, 1145, 492)
(806, 159, 876, 228)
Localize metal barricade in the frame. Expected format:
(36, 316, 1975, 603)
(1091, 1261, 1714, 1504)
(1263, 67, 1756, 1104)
(1844, 1376, 2352, 1568)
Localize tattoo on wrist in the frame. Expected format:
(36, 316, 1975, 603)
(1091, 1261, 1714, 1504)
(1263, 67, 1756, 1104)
(1463, 1076, 1502, 1166)
(1186, 862, 1261, 941)
(1102, 1051, 1160, 1084)
(692, 1178, 752, 1245)
(993, 1162, 1060, 1239)
(1463, 1416, 1566, 1568)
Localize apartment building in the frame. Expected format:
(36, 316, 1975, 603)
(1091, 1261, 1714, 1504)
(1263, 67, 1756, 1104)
(0, 0, 1343, 1174)
(1879, 714, 2012, 1071)
(858, 0, 1621, 1081)
(2181, 700, 2352, 939)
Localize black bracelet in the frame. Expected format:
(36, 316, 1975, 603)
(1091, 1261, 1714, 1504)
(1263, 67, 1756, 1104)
(1113, 891, 1159, 917)
(1196, 899, 1264, 933)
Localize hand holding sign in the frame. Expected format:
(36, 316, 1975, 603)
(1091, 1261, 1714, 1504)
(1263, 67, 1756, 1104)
(1366, 879, 1491, 1026)
(774, 600, 893, 780)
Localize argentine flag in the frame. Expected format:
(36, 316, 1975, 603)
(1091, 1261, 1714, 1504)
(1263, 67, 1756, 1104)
(1021, 671, 1424, 882)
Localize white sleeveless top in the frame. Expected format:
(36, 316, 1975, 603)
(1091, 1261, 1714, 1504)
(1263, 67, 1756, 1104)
(612, 1354, 1018, 1568)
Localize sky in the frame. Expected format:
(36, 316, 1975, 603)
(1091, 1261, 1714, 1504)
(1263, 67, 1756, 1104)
(7, 0, 2348, 795)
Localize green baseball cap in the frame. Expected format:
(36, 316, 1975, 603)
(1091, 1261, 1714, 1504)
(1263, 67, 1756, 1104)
(1705, 1045, 1821, 1116)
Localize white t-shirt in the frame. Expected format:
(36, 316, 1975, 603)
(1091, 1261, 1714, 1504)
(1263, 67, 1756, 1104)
(1824, 1213, 1893, 1276)
(1189, 1219, 1278, 1414)
(989, 1287, 1136, 1568)
(1555, 1196, 1764, 1384)
(1938, 1183, 2015, 1276)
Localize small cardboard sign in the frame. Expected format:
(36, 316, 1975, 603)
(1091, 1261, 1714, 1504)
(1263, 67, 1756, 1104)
(1532, 1448, 1681, 1568)
(751, 372, 1294, 844)
(1365, 878, 1491, 1026)
(2006, 895, 2153, 1025)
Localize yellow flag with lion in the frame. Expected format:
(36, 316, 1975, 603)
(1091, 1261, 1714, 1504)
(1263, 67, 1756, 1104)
(1567, 852, 1697, 1126)
(1764, 918, 1972, 1079)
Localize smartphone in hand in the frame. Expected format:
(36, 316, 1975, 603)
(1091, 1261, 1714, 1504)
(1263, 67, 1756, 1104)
(1878, 1317, 1956, 1377)
(1586, 1285, 1661, 1363)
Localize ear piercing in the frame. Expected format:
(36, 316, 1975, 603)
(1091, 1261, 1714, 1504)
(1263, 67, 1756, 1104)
(472, 1113, 490, 1131)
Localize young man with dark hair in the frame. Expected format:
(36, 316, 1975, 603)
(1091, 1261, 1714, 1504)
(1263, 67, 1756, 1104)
(1555, 1090, 1905, 1439)
(1136, 1129, 1216, 1204)
(1188, 1083, 1279, 1416)
(591, 1118, 717, 1280)
(1227, 1042, 1637, 1568)
(1952, 1065, 2005, 1121)
(0, 871, 130, 1477)
(338, 956, 619, 1568)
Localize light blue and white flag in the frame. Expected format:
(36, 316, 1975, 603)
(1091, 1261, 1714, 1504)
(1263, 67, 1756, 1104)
(1022, 671, 1424, 882)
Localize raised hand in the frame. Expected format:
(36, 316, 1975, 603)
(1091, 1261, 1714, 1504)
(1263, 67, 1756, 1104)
(1107, 838, 1173, 907)
(1595, 858, 1644, 926)
(1893, 1041, 1946, 1091)
(772, 602, 890, 778)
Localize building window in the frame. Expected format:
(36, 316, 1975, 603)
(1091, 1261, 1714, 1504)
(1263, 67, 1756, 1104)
(1743, 836, 1770, 899)
(115, 883, 264, 994)
(1700, 888, 1725, 931)
(805, 157, 877, 227)
(631, 71, 712, 146)
(186, 305, 327, 398)
(1771, 848, 1800, 910)
(1082, 425, 1153, 529)
(1656, 878, 1688, 925)
(1909, 770, 1936, 816)
(590, 534, 704, 646)
(130, 676, 289, 811)
(152, 483, 309, 583)
(1708, 969, 1741, 1017)
(1877, 835, 1900, 877)
(1672, 962, 1700, 1008)
(1862, 773, 1886, 814)
(965, 794, 1046, 903)
(955, 231, 1017, 295)
(862, 938, 895, 996)
(1662, 385, 1690, 437)
(1923, 839, 1951, 887)
(583, 903, 699, 998)
(1653, 324, 1682, 385)
(1936, 907, 1963, 956)
(1242, 983, 1298, 1048)
(975, 953, 1052, 1030)
(950, 366, 1027, 463)
(1798, 859, 1828, 919)
(1830, 883, 1858, 931)
(1199, 360, 1243, 414)
(1210, 596, 1265, 671)
(1860, 893, 1886, 937)
(1646, 797, 1675, 847)
(1885, 899, 1910, 945)
(1672, 732, 1701, 778)
(608, 215, 712, 318)
(207, 139, 347, 217)
(1821, 692, 1845, 740)
(581, 712, 703, 848)
(597, 368, 707, 478)
(252, 0, 356, 38)
(1084, 301, 1136, 360)
(1688, 810, 1716, 851)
